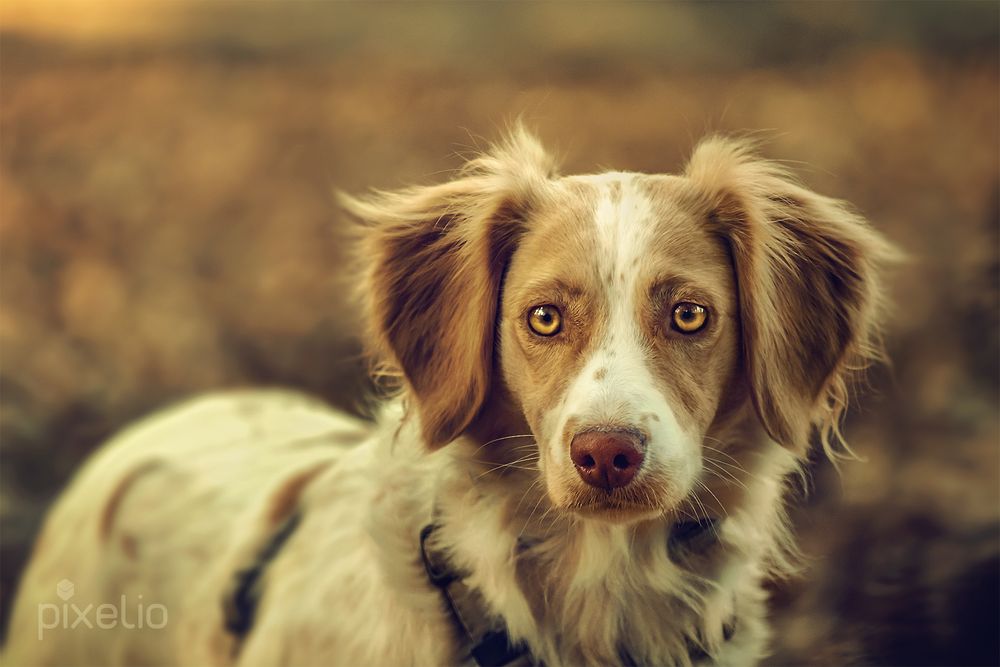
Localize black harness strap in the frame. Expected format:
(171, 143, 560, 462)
(223, 511, 302, 644)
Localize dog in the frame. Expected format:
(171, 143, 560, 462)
(5, 128, 895, 666)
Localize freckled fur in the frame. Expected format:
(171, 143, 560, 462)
(6, 128, 894, 667)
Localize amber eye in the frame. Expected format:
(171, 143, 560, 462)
(671, 302, 708, 334)
(527, 305, 562, 336)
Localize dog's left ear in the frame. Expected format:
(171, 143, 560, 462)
(341, 127, 556, 449)
(685, 137, 898, 457)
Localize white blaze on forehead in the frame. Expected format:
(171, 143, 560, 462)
(589, 173, 657, 289)
(587, 174, 657, 354)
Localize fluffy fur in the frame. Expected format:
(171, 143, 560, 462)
(5, 128, 895, 667)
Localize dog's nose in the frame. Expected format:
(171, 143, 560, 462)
(570, 431, 644, 491)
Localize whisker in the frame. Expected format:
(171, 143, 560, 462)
(687, 491, 711, 524)
(694, 480, 729, 520)
(675, 504, 699, 523)
(535, 504, 561, 534)
(519, 490, 551, 542)
(700, 444, 766, 480)
(690, 482, 726, 543)
(513, 477, 545, 518)
(470, 433, 536, 455)
(476, 464, 538, 478)
(475, 454, 540, 480)
(702, 460, 748, 490)
(700, 443, 744, 466)
(704, 468, 747, 492)
(703, 456, 748, 475)
(679, 497, 702, 523)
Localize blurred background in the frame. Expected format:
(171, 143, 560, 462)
(1, 2, 997, 664)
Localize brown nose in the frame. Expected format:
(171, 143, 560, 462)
(570, 430, 645, 491)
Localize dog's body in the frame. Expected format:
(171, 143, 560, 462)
(6, 130, 894, 667)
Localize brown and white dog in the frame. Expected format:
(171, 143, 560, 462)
(5, 128, 895, 666)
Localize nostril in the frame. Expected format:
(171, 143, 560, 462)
(569, 429, 646, 490)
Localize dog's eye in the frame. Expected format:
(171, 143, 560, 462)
(671, 303, 708, 334)
(527, 305, 562, 336)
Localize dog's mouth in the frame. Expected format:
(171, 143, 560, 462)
(569, 502, 662, 524)
(562, 488, 668, 524)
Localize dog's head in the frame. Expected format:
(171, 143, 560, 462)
(344, 128, 894, 524)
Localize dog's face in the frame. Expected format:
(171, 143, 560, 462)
(346, 128, 891, 524)
(498, 175, 740, 521)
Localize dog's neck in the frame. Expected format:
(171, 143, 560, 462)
(425, 396, 790, 666)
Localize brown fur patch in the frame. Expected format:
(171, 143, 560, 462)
(98, 461, 165, 542)
(266, 463, 332, 525)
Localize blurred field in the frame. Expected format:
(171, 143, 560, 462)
(1, 2, 998, 664)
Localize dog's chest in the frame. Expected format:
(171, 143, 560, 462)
(500, 524, 741, 666)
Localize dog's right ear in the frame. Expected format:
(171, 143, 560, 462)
(340, 127, 556, 449)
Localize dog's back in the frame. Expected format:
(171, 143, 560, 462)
(5, 390, 368, 666)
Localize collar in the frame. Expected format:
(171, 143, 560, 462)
(421, 517, 735, 667)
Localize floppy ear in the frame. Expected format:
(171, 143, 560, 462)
(685, 137, 897, 457)
(340, 127, 556, 449)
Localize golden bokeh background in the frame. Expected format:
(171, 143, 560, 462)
(1, 2, 997, 663)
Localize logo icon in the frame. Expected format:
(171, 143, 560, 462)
(55, 579, 75, 601)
